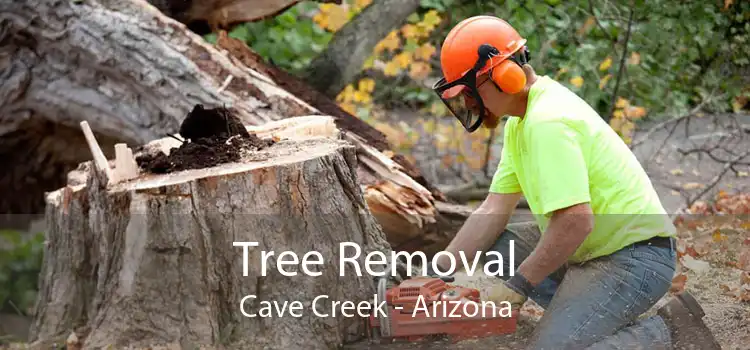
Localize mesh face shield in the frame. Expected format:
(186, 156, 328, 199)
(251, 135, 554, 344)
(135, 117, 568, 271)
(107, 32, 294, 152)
(433, 44, 529, 132)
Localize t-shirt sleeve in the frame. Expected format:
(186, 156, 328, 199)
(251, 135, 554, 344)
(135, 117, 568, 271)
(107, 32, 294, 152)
(489, 132, 522, 194)
(528, 120, 591, 216)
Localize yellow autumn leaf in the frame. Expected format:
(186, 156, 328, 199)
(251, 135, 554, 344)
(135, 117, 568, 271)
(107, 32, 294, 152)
(353, 90, 370, 103)
(383, 60, 400, 76)
(354, 0, 372, 10)
(628, 52, 641, 65)
(336, 84, 355, 103)
(621, 120, 635, 135)
(394, 52, 413, 69)
(615, 97, 629, 109)
(682, 182, 705, 190)
(570, 76, 584, 88)
(625, 106, 647, 119)
(612, 109, 625, 119)
(423, 10, 441, 27)
(326, 5, 349, 31)
(401, 24, 419, 39)
(599, 57, 613, 71)
(408, 61, 431, 80)
(599, 74, 612, 89)
(415, 43, 437, 61)
(374, 31, 399, 54)
(339, 102, 357, 115)
(609, 117, 625, 131)
(738, 171, 748, 177)
(362, 55, 375, 69)
(361, 78, 376, 93)
(312, 13, 328, 30)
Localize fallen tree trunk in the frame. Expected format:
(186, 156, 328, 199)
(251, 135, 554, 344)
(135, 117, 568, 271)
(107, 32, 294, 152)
(146, 0, 343, 35)
(0, 0, 468, 255)
(31, 117, 392, 349)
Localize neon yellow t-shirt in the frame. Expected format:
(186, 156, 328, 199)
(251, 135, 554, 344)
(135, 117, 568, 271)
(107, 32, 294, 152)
(489, 75, 676, 263)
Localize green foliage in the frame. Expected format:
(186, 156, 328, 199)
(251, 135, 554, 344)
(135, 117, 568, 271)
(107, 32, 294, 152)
(0, 230, 44, 315)
(207, 2, 334, 74)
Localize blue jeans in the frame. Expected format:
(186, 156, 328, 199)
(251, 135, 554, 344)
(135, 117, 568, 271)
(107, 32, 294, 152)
(486, 222, 676, 349)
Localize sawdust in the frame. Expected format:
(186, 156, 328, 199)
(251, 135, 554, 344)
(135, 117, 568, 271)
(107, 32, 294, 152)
(136, 104, 275, 173)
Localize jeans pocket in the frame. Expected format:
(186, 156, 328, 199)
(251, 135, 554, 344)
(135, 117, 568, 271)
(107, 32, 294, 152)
(631, 245, 676, 269)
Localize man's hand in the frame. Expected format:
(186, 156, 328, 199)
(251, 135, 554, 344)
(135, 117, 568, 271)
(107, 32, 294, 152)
(487, 281, 527, 310)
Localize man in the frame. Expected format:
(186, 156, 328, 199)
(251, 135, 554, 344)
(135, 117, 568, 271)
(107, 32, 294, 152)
(428, 15, 721, 349)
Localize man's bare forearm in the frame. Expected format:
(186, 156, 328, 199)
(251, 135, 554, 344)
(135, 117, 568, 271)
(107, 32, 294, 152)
(517, 204, 593, 286)
(435, 193, 521, 270)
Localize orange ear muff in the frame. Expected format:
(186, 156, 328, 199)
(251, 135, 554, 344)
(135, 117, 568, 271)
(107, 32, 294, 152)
(490, 60, 527, 94)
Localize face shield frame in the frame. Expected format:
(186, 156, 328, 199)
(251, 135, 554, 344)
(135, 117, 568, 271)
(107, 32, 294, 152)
(432, 44, 530, 132)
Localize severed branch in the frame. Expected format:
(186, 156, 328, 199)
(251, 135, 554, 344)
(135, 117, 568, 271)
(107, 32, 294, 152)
(629, 102, 709, 149)
(682, 149, 750, 211)
(607, 2, 635, 121)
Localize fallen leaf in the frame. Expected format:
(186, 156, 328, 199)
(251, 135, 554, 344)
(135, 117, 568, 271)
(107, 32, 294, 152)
(67, 332, 81, 350)
(739, 171, 748, 177)
(682, 182, 705, 190)
(712, 230, 727, 242)
(670, 273, 688, 294)
(681, 255, 711, 274)
(720, 283, 738, 297)
(692, 238, 712, 256)
(670, 168, 684, 176)
(739, 287, 750, 301)
(741, 271, 750, 285)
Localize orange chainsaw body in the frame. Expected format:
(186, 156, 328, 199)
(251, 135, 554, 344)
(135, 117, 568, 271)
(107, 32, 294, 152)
(368, 277, 518, 343)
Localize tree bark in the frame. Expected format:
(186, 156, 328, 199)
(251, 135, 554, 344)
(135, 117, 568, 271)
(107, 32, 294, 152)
(0, 0, 467, 258)
(30, 127, 391, 349)
(301, 0, 421, 97)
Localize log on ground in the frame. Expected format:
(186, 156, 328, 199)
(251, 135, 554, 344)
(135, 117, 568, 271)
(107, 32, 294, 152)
(0, 0, 462, 255)
(30, 123, 391, 349)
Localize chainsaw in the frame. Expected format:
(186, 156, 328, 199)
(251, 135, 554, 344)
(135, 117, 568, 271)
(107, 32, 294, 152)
(367, 275, 519, 343)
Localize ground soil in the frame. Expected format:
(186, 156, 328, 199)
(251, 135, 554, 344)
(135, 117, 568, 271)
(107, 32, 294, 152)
(135, 104, 274, 173)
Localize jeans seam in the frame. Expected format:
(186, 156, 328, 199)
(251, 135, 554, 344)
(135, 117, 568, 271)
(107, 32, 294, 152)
(570, 258, 635, 341)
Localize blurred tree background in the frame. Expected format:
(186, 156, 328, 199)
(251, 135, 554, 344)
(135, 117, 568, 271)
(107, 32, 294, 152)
(201, 0, 748, 186)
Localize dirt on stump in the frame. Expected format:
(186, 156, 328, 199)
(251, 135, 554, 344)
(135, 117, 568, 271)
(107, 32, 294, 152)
(136, 104, 275, 173)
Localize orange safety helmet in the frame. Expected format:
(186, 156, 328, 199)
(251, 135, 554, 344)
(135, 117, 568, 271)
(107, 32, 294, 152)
(432, 16, 529, 132)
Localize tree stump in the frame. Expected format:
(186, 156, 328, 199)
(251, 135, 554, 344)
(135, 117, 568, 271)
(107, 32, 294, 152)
(30, 120, 392, 349)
